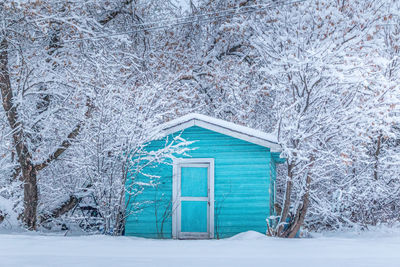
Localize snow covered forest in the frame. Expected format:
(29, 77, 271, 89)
(0, 0, 399, 236)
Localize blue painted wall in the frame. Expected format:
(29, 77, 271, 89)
(125, 126, 279, 238)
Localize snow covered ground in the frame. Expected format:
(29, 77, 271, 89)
(1, 229, 400, 267)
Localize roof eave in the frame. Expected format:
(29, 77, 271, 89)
(161, 116, 282, 152)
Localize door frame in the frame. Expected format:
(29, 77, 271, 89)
(172, 158, 214, 239)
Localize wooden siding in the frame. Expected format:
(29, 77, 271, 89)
(125, 126, 276, 238)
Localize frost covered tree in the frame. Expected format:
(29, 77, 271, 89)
(252, 0, 400, 235)
(0, 1, 99, 229)
(329, 0, 400, 227)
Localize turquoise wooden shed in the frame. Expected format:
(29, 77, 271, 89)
(125, 114, 283, 239)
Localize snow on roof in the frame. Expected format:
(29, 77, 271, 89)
(159, 113, 281, 152)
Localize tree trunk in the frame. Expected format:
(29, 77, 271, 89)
(373, 133, 382, 181)
(286, 174, 311, 238)
(1, 37, 39, 230)
(22, 162, 38, 230)
(277, 161, 294, 235)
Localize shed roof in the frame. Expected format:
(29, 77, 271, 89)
(159, 113, 281, 152)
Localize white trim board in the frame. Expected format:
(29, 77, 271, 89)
(157, 113, 281, 152)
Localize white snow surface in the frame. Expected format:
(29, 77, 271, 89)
(1, 229, 400, 267)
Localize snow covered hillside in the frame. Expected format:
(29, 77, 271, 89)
(1, 230, 400, 267)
